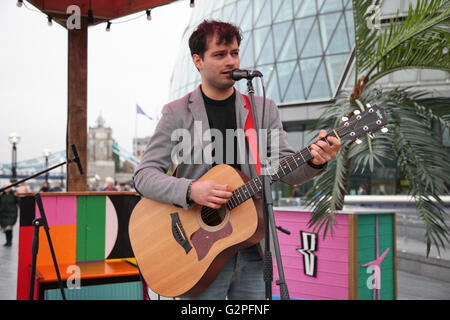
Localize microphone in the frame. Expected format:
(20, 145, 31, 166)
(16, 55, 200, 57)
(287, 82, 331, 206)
(71, 144, 84, 175)
(230, 69, 263, 81)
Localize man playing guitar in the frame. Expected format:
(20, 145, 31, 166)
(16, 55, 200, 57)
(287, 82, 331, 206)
(133, 20, 340, 300)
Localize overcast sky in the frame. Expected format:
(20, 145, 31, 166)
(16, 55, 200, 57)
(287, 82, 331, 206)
(0, 0, 192, 166)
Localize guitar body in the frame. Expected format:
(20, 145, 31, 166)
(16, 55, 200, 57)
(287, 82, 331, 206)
(129, 164, 263, 297)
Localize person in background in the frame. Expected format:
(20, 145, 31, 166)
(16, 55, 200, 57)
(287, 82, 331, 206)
(16, 182, 29, 194)
(101, 177, 117, 191)
(40, 181, 50, 192)
(358, 183, 368, 195)
(0, 184, 18, 247)
(50, 181, 63, 192)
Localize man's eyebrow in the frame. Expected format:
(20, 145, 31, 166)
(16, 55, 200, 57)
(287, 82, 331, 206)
(210, 48, 240, 54)
(211, 49, 227, 54)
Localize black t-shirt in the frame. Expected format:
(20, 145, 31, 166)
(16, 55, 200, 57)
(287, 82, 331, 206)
(201, 88, 241, 171)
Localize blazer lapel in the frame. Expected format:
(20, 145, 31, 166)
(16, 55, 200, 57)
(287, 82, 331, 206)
(188, 86, 211, 151)
(235, 91, 248, 130)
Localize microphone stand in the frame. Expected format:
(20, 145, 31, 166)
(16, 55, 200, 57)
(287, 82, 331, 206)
(0, 144, 83, 300)
(29, 193, 66, 300)
(246, 79, 290, 300)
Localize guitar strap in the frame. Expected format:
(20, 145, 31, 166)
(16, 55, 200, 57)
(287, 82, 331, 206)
(173, 93, 262, 177)
(242, 94, 261, 175)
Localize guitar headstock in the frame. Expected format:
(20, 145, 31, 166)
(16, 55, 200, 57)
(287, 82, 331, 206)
(335, 103, 388, 143)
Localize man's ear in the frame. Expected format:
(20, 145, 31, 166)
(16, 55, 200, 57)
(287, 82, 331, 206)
(192, 54, 202, 71)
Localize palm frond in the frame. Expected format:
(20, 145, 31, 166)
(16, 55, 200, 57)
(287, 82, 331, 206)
(365, 0, 450, 86)
(303, 144, 350, 239)
(303, 92, 358, 238)
(353, 0, 450, 87)
(379, 88, 450, 255)
(304, 86, 450, 253)
(352, 0, 380, 84)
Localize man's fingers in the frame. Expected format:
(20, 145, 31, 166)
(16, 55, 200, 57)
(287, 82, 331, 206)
(213, 183, 229, 191)
(317, 129, 327, 140)
(327, 136, 341, 147)
(209, 196, 228, 204)
(212, 188, 232, 198)
(310, 149, 326, 163)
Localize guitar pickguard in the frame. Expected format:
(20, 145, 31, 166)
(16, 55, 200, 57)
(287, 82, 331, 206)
(190, 222, 233, 261)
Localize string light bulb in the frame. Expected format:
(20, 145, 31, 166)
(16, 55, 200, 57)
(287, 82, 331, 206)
(190, 0, 195, 8)
(146, 9, 152, 21)
(47, 15, 53, 26)
(106, 21, 111, 32)
(17, 0, 23, 8)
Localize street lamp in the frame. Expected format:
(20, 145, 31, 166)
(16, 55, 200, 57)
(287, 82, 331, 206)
(8, 133, 20, 183)
(43, 149, 51, 184)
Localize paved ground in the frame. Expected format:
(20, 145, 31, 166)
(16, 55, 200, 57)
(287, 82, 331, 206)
(1, 223, 449, 300)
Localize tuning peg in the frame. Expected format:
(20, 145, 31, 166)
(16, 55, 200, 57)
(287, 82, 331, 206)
(355, 138, 362, 144)
(353, 110, 361, 115)
(366, 103, 372, 109)
(342, 116, 349, 122)
(381, 127, 389, 133)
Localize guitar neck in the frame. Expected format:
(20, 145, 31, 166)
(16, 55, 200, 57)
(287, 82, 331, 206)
(227, 131, 337, 210)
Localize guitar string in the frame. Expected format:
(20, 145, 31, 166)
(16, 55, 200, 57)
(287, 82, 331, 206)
(199, 117, 382, 219)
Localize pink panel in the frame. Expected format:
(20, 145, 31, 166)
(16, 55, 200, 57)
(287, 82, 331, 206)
(272, 210, 349, 300)
(35, 196, 77, 226)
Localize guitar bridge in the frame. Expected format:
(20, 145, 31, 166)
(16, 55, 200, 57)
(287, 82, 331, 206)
(170, 212, 192, 254)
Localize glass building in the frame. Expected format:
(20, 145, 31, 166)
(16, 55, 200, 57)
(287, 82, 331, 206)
(169, 0, 450, 200)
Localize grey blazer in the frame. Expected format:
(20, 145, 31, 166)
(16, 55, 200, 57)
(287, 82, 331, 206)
(133, 85, 325, 251)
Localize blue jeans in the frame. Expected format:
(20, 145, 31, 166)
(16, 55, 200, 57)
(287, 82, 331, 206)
(181, 245, 265, 300)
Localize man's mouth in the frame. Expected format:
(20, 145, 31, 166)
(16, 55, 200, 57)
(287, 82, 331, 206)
(221, 70, 234, 78)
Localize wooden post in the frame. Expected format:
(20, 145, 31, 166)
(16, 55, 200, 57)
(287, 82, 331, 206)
(67, 20, 88, 191)
(348, 214, 358, 300)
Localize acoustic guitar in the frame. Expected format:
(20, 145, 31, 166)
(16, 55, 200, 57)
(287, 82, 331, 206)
(129, 104, 388, 297)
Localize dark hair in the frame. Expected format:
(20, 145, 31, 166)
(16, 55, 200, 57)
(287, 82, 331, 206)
(189, 20, 242, 59)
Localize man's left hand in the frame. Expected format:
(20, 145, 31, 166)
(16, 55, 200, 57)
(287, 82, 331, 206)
(309, 129, 341, 166)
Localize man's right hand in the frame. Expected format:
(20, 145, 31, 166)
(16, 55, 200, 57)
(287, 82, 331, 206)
(189, 180, 232, 209)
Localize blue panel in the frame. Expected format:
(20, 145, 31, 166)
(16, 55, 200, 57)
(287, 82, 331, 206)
(44, 281, 143, 300)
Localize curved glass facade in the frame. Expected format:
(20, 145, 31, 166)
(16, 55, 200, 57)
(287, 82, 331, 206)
(169, 0, 355, 104)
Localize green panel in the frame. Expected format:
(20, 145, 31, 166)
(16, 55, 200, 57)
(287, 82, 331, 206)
(357, 214, 395, 300)
(76, 196, 106, 262)
(45, 281, 143, 300)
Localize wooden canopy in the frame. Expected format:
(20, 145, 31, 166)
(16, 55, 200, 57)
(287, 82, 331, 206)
(24, 0, 178, 191)
(25, 0, 178, 27)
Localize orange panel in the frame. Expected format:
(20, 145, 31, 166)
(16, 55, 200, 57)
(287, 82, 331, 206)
(37, 261, 139, 282)
(36, 225, 77, 269)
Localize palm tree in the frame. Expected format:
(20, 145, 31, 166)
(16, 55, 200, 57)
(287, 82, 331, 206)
(303, 0, 450, 255)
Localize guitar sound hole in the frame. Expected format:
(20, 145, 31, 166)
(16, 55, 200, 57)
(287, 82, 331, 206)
(201, 205, 226, 227)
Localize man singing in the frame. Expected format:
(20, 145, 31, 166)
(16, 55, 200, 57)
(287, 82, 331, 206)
(133, 20, 340, 299)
